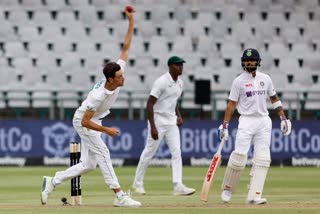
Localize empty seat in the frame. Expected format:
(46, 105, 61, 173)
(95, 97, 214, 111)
(60, 53, 82, 74)
(294, 68, 314, 86)
(76, 41, 97, 57)
(57, 11, 78, 26)
(19, 26, 42, 42)
(41, 25, 64, 42)
(104, 5, 123, 22)
(28, 42, 48, 58)
(89, 26, 113, 43)
(137, 21, 156, 39)
(282, 27, 305, 43)
(32, 10, 53, 26)
(171, 35, 193, 55)
(91, 0, 112, 7)
(161, 19, 180, 39)
(78, 6, 96, 27)
(185, 19, 207, 37)
(130, 36, 145, 57)
(64, 23, 88, 42)
(196, 36, 215, 53)
(53, 38, 72, 54)
(151, 4, 170, 24)
(7, 9, 29, 25)
(4, 41, 27, 58)
(175, 5, 191, 23)
(220, 42, 241, 59)
(268, 42, 289, 59)
(148, 36, 169, 55)
(67, 0, 89, 8)
(21, 0, 45, 10)
(44, 0, 66, 10)
(13, 57, 34, 71)
(0, 20, 18, 41)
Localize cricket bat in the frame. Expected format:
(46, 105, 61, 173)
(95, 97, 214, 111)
(200, 138, 226, 202)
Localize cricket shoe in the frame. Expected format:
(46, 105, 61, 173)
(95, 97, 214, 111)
(132, 184, 146, 195)
(113, 192, 141, 207)
(221, 190, 232, 203)
(246, 197, 267, 205)
(173, 183, 196, 196)
(41, 176, 55, 205)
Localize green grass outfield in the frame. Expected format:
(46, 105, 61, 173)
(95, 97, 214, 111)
(0, 166, 319, 214)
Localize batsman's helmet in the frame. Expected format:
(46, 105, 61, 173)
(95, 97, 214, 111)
(241, 48, 261, 73)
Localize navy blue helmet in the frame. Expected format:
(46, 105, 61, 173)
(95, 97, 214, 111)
(241, 48, 261, 73)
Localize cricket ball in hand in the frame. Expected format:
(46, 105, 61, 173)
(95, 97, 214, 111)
(125, 5, 134, 13)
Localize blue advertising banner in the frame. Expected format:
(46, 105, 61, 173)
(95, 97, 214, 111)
(0, 120, 319, 160)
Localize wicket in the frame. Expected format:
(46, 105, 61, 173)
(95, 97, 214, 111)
(70, 142, 81, 205)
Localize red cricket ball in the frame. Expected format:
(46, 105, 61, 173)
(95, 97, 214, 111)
(125, 5, 134, 13)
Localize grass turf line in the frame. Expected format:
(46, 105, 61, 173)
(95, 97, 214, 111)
(0, 166, 319, 214)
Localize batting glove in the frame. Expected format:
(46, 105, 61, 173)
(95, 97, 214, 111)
(218, 121, 229, 141)
(280, 116, 292, 136)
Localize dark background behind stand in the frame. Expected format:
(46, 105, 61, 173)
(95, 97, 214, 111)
(195, 80, 211, 119)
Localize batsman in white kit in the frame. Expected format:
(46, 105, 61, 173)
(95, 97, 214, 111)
(218, 48, 292, 204)
(41, 9, 141, 207)
(132, 56, 195, 196)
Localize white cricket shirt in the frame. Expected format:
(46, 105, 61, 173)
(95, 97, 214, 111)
(150, 72, 183, 125)
(229, 71, 276, 116)
(74, 59, 126, 122)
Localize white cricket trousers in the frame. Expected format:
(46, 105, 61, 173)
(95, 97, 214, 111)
(53, 118, 121, 189)
(134, 124, 182, 186)
(235, 115, 272, 159)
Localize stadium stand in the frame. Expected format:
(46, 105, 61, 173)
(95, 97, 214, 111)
(0, 0, 319, 120)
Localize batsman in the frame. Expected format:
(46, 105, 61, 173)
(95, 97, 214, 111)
(218, 48, 292, 205)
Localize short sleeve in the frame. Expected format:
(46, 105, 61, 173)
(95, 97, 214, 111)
(150, 79, 163, 99)
(228, 78, 240, 102)
(84, 95, 102, 112)
(116, 59, 126, 72)
(267, 75, 277, 96)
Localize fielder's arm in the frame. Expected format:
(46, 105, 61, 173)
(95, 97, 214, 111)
(119, 10, 134, 62)
(175, 103, 183, 126)
(147, 95, 159, 140)
(81, 110, 119, 137)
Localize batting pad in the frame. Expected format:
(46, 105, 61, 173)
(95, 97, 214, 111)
(221, 152, 247, 193)
(247, 156, 271, 201)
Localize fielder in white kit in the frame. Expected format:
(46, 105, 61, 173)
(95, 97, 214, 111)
(218, 48, 292, 204)
(41, 9, 141, 207)
(132, 56, 195, 196)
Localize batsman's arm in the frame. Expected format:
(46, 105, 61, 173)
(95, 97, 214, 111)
(119, 10, 135, 62)
(223, 100, 237, 124)
(147, 95, 159, 140)
(270, 94, 292, 135)
(270, 94, 287, 118)
(81, 110, 119, 137)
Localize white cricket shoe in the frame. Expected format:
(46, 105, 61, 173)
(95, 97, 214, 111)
(132, 184, 146, 195)
(246, 197, 267, 205)
(173, 183, 196, 196)
(41, 176, 55, 205)
(221, 190, 232, 203)
(113, 192, 141, 207)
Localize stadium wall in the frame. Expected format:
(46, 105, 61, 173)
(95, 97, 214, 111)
(0, 120, 319, 167)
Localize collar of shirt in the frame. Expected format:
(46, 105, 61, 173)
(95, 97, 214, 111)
(243, 70, 260, 79)
(165, 72, 177, 85)
(104, 88, 115, 95)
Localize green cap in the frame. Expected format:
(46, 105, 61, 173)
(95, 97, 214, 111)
(167, 56, 186, 65)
